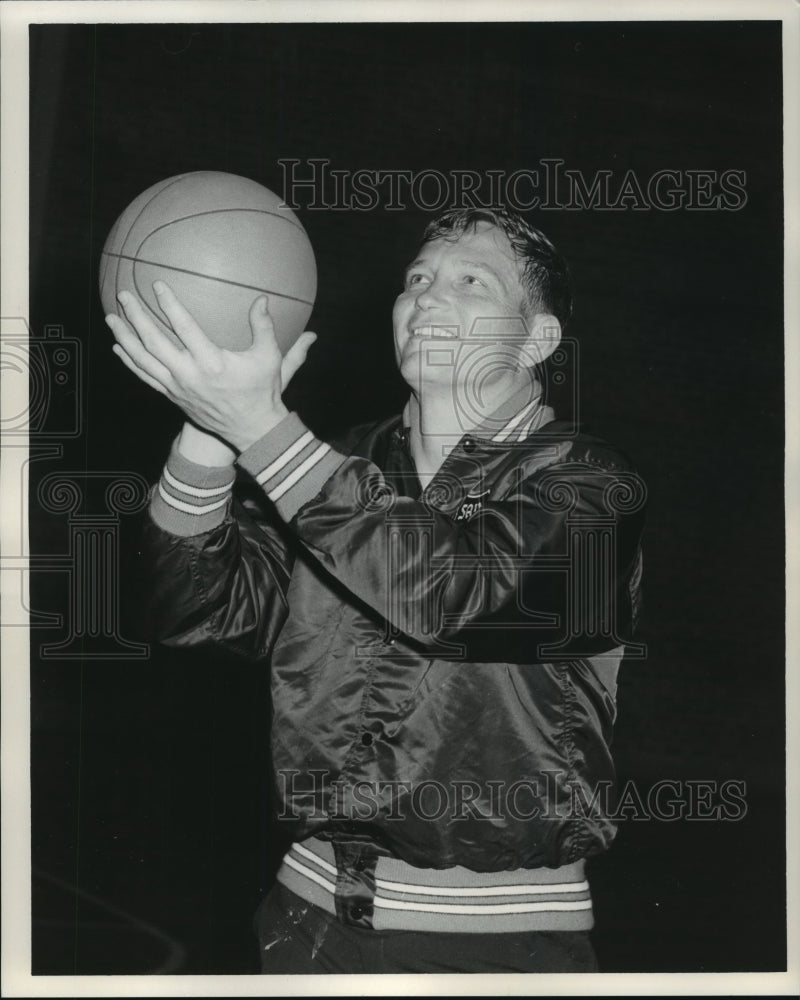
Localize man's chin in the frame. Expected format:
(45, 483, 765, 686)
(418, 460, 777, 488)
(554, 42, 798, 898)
(400, 361, 469, 395)
(399, 340, 506, 381)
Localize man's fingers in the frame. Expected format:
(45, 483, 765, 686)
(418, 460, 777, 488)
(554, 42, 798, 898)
(112, 343, 170, 396)
(106, 313, 178, 388)
(248, 295, 280, 351)
(280, 331, 317, 389)
(152, 281, 215, 354)
(116, 289, 185, 366)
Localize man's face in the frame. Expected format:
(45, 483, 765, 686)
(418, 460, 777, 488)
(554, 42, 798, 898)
(392, 222, 533, 393)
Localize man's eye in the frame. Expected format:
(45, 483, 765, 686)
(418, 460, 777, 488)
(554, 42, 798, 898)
(462, 274, 483, 286)
(406, 272, 428, 287)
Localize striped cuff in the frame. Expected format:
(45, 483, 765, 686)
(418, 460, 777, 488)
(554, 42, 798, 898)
(237, 412, 345, 520)
(149, 438, 235, 537)
(277, 837, 594, 934)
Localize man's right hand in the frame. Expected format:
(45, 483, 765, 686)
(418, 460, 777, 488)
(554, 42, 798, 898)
(107, 283, 316, 453)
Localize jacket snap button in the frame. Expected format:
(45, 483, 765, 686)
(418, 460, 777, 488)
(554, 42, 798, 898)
(463, 437, 476, 453)
(361, 731, 374, 747)
(354, 857, 367, 871)
(351, 903, 365, 919)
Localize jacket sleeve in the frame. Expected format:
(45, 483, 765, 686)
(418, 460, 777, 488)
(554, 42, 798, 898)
(237, 413, 646, 662)
(140, 438, 293, 660)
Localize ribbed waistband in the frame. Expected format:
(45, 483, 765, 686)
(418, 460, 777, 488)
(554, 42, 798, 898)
(276, 836, 594, 934)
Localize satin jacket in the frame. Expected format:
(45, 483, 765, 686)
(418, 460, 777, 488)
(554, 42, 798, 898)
(142, 400, 646, 874)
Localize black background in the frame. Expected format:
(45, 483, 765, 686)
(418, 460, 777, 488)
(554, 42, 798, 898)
(29, 21, 784, 974)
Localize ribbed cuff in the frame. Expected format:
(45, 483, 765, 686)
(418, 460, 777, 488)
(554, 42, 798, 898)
(149, 437, 235, 537)
(237, 411, 345, 521)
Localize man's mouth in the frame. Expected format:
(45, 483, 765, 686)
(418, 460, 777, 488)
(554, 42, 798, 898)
(410, 325, 459, 339)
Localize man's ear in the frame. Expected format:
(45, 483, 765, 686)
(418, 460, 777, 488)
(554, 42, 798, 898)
(524, 312, 562, 365)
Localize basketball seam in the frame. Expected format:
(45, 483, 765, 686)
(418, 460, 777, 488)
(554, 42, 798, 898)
(105, 251, 315, 306)
(116, 173, 193, 305)
(117, 173, 193, 260)
(134, 207, 306, 250)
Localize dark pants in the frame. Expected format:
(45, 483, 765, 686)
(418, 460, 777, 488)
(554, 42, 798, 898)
(254, 883, 599, 974)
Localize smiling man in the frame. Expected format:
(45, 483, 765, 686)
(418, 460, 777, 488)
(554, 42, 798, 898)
(393, 217, 565, 489)
(108, 207, 645, 974)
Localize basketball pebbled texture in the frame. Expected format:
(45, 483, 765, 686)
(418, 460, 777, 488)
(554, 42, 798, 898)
(99, 171, 317, 353)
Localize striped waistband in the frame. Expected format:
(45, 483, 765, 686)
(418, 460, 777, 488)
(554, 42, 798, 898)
(276, 836, 593, 934)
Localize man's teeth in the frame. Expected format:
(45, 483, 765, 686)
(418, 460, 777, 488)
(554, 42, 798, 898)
(411, 326, 459, 338)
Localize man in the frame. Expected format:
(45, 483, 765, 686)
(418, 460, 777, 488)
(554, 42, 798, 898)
(108, 207, 645, 974)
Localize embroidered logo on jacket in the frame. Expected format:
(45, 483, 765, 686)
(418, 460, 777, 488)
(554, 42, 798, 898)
(455, 489, 490, 521)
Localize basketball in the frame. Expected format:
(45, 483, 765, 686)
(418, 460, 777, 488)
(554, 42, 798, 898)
(99, 171, 317, 353)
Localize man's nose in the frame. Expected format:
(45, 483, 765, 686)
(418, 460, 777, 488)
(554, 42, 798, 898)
(415, 276, 448, 309)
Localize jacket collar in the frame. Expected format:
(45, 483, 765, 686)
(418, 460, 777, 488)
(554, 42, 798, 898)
(398, 378, 555, 449)
(475, 379, 555, 443)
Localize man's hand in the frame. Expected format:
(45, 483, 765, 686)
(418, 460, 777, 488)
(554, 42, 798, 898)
(106, 281, 316, 452)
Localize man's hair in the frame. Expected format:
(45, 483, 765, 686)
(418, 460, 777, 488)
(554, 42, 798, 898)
(421, 207, 573, 327)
